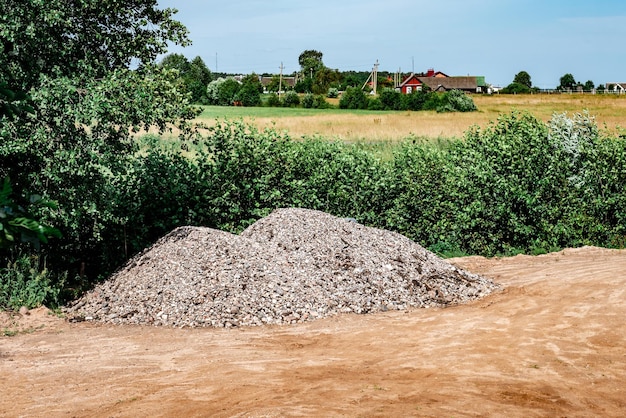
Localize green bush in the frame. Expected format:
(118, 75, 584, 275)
(367, 97, 383, 110)
(339, 87, 369, 109)
(0, 177, 61, 250)
(302, 93, 315, 109)
(207, 77, 241, 105)
(0, 254, 65, 310)
(266, 93, 281, 107)
(402, 90, 430, 111)
(236, 82, 261, 107)
(501, 82, 532, 94)
(282, 91, 300, 107)
(385, 140, 456, 250)
(438, 90, 477, 112)
(313, 95, 331, 109)
(445, 111, 577, 255)
(379, 89, 403, 110)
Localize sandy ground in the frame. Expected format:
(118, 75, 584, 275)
(1, 246, 625, 417)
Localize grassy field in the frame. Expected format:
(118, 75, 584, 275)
(194, 94, 626, 142)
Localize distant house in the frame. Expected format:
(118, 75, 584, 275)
(259, 75, 297, 92)
(607, 82, 626, 93)
(397, 69, 485, 94)
(425, 69, 449, 78)
(397, 73, 424, 94)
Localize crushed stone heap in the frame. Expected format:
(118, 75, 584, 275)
(65, 208, 500, 328)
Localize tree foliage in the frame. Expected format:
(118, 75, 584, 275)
(298, 50, 324, 77)
(236, 74, 262, 107)
(559, 73, 577, 90)
(513, 71, 532, 88)
(0, 0, 190, 92)
(583, 80, 595, 92)
(0, 0, 197, 290)
(339, 87, 368, 109)
(313, 67, 341, 95)
(501, 82, 531, 94)
(500, 71, 534, 94)
(159, 54, 212, 103)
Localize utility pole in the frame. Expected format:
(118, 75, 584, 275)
(361, 59, 380, 94)
(278, 62, 284, 97)
(373, 60, 379, 95)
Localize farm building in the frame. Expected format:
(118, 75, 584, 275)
(606, 82, 626, 93)
(260, 76, 297, 92)
(397, 73, 423, 94)
(397, 69, 486, 94)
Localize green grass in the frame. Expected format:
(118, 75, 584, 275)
(196, 105, 390, 120)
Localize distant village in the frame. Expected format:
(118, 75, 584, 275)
(244, 68, 491, 95)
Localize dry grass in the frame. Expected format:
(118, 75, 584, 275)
(182, 94, 626, 142)
(248, 112, 478, 142)
(474, 94, 626, 125)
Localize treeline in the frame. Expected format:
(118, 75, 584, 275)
(202, 74, 478, 113)
(3, 111, 625, 309)
(338, 87, 477, 112)
(159, 52, 477, 113)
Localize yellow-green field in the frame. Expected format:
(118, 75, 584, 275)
(194, 94, 626, 142)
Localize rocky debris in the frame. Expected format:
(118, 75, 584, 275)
(65, 208, 500, 328)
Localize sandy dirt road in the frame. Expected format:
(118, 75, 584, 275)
(1, 246, 625, 417)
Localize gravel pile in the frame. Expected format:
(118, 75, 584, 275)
(65, 208, 500, 328)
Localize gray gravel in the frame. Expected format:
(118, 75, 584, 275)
(65, 208, 500, 328)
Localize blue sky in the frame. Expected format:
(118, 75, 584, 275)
(157, 1, 625, 89)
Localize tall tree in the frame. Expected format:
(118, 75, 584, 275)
(501, 70, 532, 94)
(0, 0, 190, 92)
(583, 80, 595, 92)
(513, 71, 532, 88)
(298, 50, 324, 78)
(160, 53, 191, 74)
(312, 67, 341, 95)
(559, 73, 577, 90)
(0, 0, 197, 279)
(160, 54, 212, 103)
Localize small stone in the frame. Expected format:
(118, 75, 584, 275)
(19, 306, 29, 316)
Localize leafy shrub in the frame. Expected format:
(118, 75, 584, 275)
(379, 89, 403, 110)
(422, 92, 445, 111)
(385, 140, 456, 250)
(302, 93, 315, 109)
(327, 88, 339, 98)
(294, 78, 312, 93)
(236, 82, 261, 107)
(266, 93, 281, 107)
(438, 90, 477, 112)
(313, 95, 331, 109)
(289, 93, 331, 109)
(501, 82, 532, 94)
(0, 254, 65, 310)
(367, 97, 383, 110)
(402, 90, 429, 111)
(207, 77, 241, 105)
(339, 87, 368, 109)
(446, 111, 575, 254)
(0, 177, 61, 250)
(282, 91, 300, 107)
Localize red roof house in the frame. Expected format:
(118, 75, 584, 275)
(398, 73, 424, 94)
